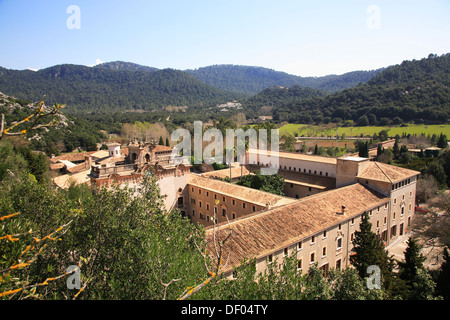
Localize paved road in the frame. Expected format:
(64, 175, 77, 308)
(386, 232, 444, 270)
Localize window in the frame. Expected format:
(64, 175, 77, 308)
(192, 210, 195, 216)
(206, 204, 210, 210)
(284, 248, 288, 256)
(310, 253, 315, 263)
(351, 218, 354, 225)
(337, 238, 342, 249)
(267, 254, 273, 264)
(290, 183, 294, 188)
(297, 260, 302, 270)
(206, 191, 209, 197)
(199, 189, 202, 195)
(323, 230, 327, 238)
(297, 241, 302, 250)
(308, 187, 312, 192)
(232, 212, 236, 219)
(338, 223, 342, 230)
(177, 197, 183, 206)
(199, 201, 202, 208)
(243, 203, 246, 209)
(232, 199, 235, 205)
(311, 235, 315, 244)
(206, 215, 210, 222)
(322, 247, 327, 257)
(252, 205, 256, 212)
(336, 259, 341, 270)
(223, 196, 226, 202)
(191, 198, 196, 205)
(222, 208, 226, 217)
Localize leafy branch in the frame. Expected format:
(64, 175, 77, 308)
(0, 100, 65, 140)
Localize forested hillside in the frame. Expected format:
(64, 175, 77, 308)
(0, 64, 236, 113)
(272, 53, 450, 124)
(186, 64, 382, 95)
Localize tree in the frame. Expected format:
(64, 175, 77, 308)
(351, 212, 396, 293)
(393, 139, 400, 159)
(436, 248, 450, 300)
(281, 134, 296, 152)
(437, 133, 448, 149)
(236, 170, 285, 196)
(357, 115, 369, 126)
(378, 130, 389, 142)
(159, 136, 164, 145)
(397, 237, 428, 298)
(425, 161, 447, 189)
(358, 141, 369, 158)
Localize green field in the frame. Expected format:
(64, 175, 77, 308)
(279, 124, 450, 138)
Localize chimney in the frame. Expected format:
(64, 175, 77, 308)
(341, 205, 346, 215)
(266, 202, 271, 211)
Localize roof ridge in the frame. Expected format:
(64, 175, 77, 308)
(206, 182, 369, 233)
(374, 161, 393, 183)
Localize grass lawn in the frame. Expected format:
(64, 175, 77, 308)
(279, 123, 450, 138)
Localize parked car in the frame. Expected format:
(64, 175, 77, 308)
(415, 205, 428, 213)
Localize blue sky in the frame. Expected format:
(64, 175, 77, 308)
(0, 0, 449, 76)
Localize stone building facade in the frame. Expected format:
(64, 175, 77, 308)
(86, 143, 420, 278)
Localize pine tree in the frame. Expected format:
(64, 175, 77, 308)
(351, 212, 395, 291)
(159, 136, 164, 145)
(397, 237, 426, 284)
(436, 247, 450, 299)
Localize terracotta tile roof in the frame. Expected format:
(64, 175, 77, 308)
(357, 162, 420, 183)
(188, 175, 297, 208)
(275, 169, 336, 189)
(153, 145, 172, 153)
(205, 183, 389, 273)
(89, 150, 110, 160)
(49, 153, 89, 163)
(201, 166, 251, 180)
(52, 169, 91, 189)
(248, 149, 337, 164)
